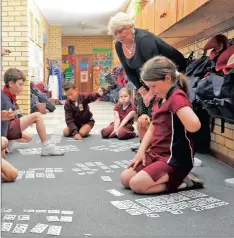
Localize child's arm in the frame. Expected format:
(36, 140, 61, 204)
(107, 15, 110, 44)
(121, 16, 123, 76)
(113, 111, 120, 132)
(137, 122, 154, 153)
(117, 111, 136, 130)
(128, 122, 154, 169)
(64, 103, 79, 136)
(82, 89, 103, 104)
(176, 106, 201, 132)
(108, 111, 120, 138)
(169, 91, 201, 133)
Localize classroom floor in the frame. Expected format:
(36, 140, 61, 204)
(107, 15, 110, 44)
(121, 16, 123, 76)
(2, 102, 234, 237)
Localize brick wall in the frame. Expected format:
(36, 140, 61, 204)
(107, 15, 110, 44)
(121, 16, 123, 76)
(179, 29, 234, 162)
(1, 0, 30, 114)
(62, 36, 113, 54)
(49, 26, 62, 60)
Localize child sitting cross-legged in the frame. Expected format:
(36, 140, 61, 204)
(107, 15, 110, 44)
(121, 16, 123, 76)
(101, 88, 137, 140)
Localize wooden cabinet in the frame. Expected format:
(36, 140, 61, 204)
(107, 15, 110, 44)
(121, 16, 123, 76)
(135, 11, 142, 28)
(177, 0, 209, 21)
(141, 1, 155, 33)
(154, 0, 177, 35)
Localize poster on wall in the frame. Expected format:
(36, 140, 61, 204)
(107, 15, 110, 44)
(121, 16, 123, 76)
(92, 48, 112, 91)
(80, 71, 88, 83)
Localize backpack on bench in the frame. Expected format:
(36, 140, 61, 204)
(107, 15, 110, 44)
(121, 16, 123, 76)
(196, 73, 234, 132)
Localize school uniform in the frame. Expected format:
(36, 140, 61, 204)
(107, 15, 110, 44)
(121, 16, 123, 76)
(134, 86, 194, 192)
(64, 92, 100, 136)
(101, 103, 137, 140)
(1, 88, 22, 140)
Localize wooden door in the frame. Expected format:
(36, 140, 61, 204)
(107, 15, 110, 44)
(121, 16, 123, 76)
(141, 1, 155, 33)
(75, 55, 93, 93)
(154, 0, 177, 35)
(177, 0, 209, 21)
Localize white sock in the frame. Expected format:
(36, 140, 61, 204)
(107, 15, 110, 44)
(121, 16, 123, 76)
(183, 177, 194, 188)
(178, 182, 187, 190)
(42, 140, 51, 147)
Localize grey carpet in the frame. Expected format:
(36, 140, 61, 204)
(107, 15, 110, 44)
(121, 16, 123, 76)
(2, 135, 234, 237)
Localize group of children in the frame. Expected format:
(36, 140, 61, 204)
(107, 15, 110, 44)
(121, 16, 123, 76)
(2, 49, 203, 195)
(62, 56, 204, 194)
(62, 82, 138, 141)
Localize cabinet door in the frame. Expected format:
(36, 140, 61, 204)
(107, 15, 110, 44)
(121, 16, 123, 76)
(154, 0, 177, 35)
(141, 1, 155, 33)
(135, 11, 142, 28)
(177, 0, 209, 21)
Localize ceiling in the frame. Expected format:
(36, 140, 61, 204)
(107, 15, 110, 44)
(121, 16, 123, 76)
(34, 0, 131, 36)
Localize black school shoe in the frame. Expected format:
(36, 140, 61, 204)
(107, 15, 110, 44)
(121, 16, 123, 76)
(131, 146, 139, 152)
(187, 173, 204, 189)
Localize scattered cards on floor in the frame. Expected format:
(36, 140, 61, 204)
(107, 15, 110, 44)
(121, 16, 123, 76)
(12, 224, 28, 234)
(110, 191, 229, 218)
(30, 223, 48, 234)
(106, 189, 124, 196)
(47, 225, 62, 236)
(101, 176, 112, 182)
(1, 223, 13, 232)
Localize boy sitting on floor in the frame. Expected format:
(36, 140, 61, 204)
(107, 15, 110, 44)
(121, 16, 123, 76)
(63, 82, 103, 140)
(1, 68, 64, 156)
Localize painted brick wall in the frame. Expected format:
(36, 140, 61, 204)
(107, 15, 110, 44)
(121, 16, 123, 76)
(179, 29, 234, 162)
(62, 36, 113, 54)
(49, 26, 62, 60)
(1, 0, 30, 114)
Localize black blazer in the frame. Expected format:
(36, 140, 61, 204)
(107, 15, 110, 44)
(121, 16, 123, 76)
(115, 28, 186, 89)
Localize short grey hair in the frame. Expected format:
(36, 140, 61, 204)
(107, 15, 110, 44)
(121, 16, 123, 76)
(108, 12, 134, 35)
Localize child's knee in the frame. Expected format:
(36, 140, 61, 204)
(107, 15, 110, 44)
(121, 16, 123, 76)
(79, 130, 89, 138)
(63, 128, 70, 137)
(117, 129, 126, 140)
(1, 137, 8, 150)
(32, 112, 42, 120)
(120, 169, 133, 188)
(4, 169, 18, 182)
(101, 128, 109, 138)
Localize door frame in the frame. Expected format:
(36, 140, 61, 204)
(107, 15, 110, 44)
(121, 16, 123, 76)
(75, 54, 93, 92)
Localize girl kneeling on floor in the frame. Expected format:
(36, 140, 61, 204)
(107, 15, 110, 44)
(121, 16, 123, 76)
(121, 56, 203, 194)
(101, 88, 137, 140)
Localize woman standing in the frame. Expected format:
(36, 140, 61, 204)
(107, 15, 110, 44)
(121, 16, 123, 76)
(108, 12, 186, 117)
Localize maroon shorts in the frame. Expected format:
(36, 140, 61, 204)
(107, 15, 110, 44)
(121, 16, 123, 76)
(7, 118, 22, 140)
(134, 155, 192, 193)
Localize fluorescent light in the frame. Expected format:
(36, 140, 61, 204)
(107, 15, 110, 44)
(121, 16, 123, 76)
(35, 0, 125, 14)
